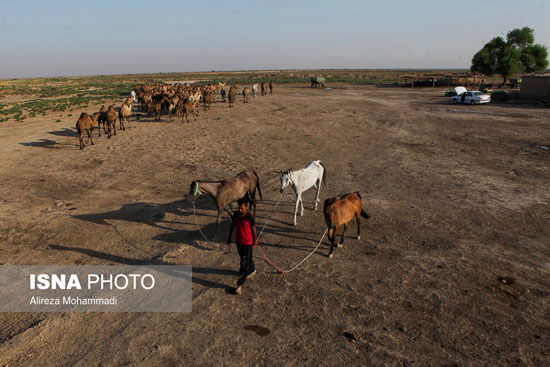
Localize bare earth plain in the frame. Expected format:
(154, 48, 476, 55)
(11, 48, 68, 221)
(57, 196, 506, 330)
(0, 84, 549, 366)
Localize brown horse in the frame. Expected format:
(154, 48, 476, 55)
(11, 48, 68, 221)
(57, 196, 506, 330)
(186, 170, 263, 235)
(323, 192, 370, 258)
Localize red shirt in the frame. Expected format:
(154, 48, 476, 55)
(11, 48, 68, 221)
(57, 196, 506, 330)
(234, 212, 255, 245)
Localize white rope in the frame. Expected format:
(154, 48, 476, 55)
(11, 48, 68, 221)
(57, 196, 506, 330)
(192, 201, 221, 248)
(190, 184, 327, 274)
(257, 189, 285, 240)
(281, 228, 328, 273)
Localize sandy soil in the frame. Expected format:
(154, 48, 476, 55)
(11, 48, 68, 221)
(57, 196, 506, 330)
(0, 84, 549, 366)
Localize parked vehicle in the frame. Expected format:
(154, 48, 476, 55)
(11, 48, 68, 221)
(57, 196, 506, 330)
(450, 87, 491, 104)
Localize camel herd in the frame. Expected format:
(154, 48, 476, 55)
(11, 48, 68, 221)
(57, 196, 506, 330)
(75, 80, 274, 149)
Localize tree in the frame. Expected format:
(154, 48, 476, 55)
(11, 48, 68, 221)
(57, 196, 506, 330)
(471, 27, 548, 86)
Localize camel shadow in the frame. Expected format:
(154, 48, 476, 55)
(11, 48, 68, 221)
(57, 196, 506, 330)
(20, 139, 74, 149)
(48, 244, 234, 290)
(47, 128, 77, 137)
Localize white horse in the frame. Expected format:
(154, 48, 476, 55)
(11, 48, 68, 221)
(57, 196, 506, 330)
(280, 160, 326, 226)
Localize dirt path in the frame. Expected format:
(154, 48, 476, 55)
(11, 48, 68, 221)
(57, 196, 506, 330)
(0, 84, 548, 366)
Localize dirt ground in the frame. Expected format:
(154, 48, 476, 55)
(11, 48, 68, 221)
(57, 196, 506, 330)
(0, 84, 548, 366)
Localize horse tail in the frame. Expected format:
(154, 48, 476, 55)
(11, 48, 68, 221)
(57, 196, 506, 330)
(355, 191, 370, 219)
(319, 161, 327, 184)
(253, 170, 263, 200)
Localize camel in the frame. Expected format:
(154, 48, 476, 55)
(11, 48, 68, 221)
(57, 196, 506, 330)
(251, 84, 259, 98)
(203, 92, 213, 111)
(97, 105, 107, 137)
(182, 100, 198, 122)
(75, 112, 100, 149)
(228, 86, 236, 107)
(242, 87, 250, 103)
(105, 105, 118, 138)
(154, 101, 162, 121)
(119, 103, 132, 130)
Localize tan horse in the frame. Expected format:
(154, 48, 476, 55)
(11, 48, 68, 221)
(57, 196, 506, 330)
(186, 170, 263, 235)
(323, 192, 370, 258)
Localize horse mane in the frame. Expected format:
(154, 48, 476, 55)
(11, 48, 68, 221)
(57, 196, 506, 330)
(324, 197, 338, 206)
(195, 180, 224, 183)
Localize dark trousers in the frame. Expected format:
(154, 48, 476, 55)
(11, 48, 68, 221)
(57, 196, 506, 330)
(236, 243, 255, 286)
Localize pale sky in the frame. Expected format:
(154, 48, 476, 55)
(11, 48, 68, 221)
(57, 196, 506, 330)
(0, 0, 548, 78)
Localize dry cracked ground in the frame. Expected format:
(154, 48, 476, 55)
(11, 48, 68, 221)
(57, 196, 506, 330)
(0, 84, 549, 366)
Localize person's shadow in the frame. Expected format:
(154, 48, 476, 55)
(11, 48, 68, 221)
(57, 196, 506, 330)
(48, 244, 236, 292)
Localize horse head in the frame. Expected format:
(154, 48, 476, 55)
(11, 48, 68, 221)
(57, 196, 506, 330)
(185, 181, 201, 205)
(280, 170, 291, 193)
(323, 198, 337, 229)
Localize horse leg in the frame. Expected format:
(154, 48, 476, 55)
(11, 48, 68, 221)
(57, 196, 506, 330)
(251, 190, 257, 215)
(314, 179, 322, 210)
(299, 196, 304, 216)
(214, 209, 222, 236)
(293, 193, 301, 225)
(329, 225, 338, 258)
(339, 223, 348, 247)
(356, 211, 361, 240)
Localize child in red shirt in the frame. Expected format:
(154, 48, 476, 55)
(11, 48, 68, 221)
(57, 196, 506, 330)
(227, 197, 258, 295)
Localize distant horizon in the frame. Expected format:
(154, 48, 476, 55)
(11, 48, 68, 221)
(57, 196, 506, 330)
(1, 1, 548, 79)
(0, 67, 482, 81)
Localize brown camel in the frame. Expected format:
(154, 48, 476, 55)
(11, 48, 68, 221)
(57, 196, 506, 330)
(97, 105, 107, 137)
(242, 87, 250, 103)
(76, 112, 100, 149)
(105, 105, 118, 138)
(203, 92, 213, 111)
(182, 100, 198, 122)
(228, 86, 236, 107)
